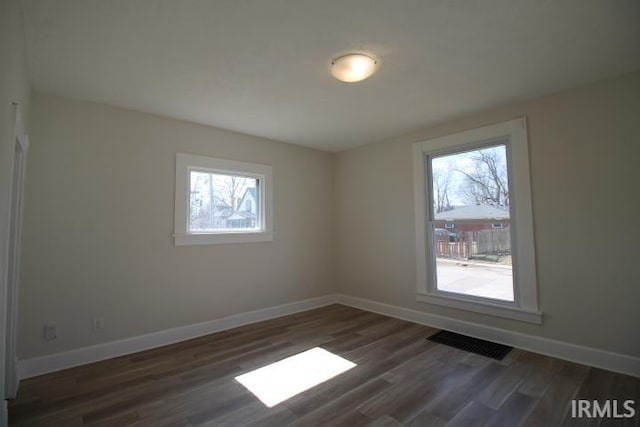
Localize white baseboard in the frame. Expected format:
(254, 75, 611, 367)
(18, 293, 640, 380)
(335, 294, 640, 378)
(18, 295, 337, 380)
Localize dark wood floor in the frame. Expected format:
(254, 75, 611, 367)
(8, 304, 640, 426)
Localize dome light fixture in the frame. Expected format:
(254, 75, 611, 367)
(330, 53, 378, 83)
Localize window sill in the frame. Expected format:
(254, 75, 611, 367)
(174, 232, 274, 246)
(416, 292, 542, 324)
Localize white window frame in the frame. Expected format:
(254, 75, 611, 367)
(413, 118, 541, 324)
(174, 153, 273, 246)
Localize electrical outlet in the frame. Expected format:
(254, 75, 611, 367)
(92, 317, 104, 332)
(43, 325, 57, 341)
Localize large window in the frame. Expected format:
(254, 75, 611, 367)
(413, 118, 540, 323)
(174, 153, 273, 246)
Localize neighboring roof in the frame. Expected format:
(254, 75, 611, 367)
(226, 211, 256, 220)
(435, 204, 509, 221)
(216, 207, 234, 217)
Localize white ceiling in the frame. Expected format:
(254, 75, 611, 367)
(21, 0, 640, 152)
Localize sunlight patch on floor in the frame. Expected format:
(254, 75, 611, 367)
(234, 347, 356, 407)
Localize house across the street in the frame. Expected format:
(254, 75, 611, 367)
(434, 204, 511, 259)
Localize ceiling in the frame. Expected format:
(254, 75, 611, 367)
(21, 0, 640, 152)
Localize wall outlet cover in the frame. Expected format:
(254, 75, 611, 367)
(44, 325, 57, 341)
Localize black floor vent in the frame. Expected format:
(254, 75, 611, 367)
(427, 330, 512, 360)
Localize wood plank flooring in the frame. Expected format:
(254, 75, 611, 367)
(8, 305, 640, 426)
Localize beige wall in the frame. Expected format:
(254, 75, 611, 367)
(19, 93, 334, 359)
(1, 0, 31, 396)
(18, 71, 640, 361)
(335, 71, 640, 357)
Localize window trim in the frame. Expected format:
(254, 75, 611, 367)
(413, 118, 541, 324)
(174, 153, 273, 246)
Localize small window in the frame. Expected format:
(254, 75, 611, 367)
(189, 171, 260, 232)
(413, 118, 540, 323)
(444, 223, 455, 229)
(174, 153, 273, 245)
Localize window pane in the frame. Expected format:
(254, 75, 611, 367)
(189, 171, 260, 232)
(429, 144, 514, 302)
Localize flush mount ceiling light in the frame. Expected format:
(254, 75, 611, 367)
(330, 54, 378, 83)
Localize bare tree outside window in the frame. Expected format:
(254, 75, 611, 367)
(456, 147, 509, 208)
(215, 175, 250, 211)
(433, 167, 454, 213)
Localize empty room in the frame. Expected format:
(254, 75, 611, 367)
(1, 0, 639, 426)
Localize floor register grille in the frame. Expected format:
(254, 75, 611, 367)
(427, 330, 512, 360)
